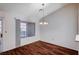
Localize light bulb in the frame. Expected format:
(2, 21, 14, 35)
(40, 22, 43, 24)
(44, 22, 48, 25)
(44, 22, 47, 24)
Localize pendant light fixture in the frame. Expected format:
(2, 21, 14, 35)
(39, 3, 48, 25)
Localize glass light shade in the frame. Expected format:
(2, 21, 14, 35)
(40, 21, 48, 25)
(40, 22, 43, 24)
(44, 22, 48, 25)
(44, 22, 47, 24)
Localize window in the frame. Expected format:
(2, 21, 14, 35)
(0, 20, 2, 33)
(27, 22, 35, 37)
(20, 21, 35, 38)
(20, 22, 27, 38)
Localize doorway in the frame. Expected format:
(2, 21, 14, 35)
(0, 18, 3, 53)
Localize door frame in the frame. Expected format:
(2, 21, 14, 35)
(0, 17, 3, 53)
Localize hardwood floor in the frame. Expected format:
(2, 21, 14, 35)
(0, 41, 78, 55)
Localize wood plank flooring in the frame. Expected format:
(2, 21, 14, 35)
(0, 41, 78, 55)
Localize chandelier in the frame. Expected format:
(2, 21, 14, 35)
(39, 3, 48, 25)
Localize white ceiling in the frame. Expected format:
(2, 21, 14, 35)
(0, 3, 67, 20)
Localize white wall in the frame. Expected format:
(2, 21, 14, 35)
(3, 13, 16, 52)
(0, 3, 66, 52)
(40, 4, 78, 50)
(77, 4, 79, 53)
(0, 3, 79, 52)
(0, 11, 40, 52)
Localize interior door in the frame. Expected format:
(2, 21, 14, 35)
(0, 19, 3, 53)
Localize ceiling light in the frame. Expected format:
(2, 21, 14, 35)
(39, 3, 48, 25)
(40, 22, 43, 24)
